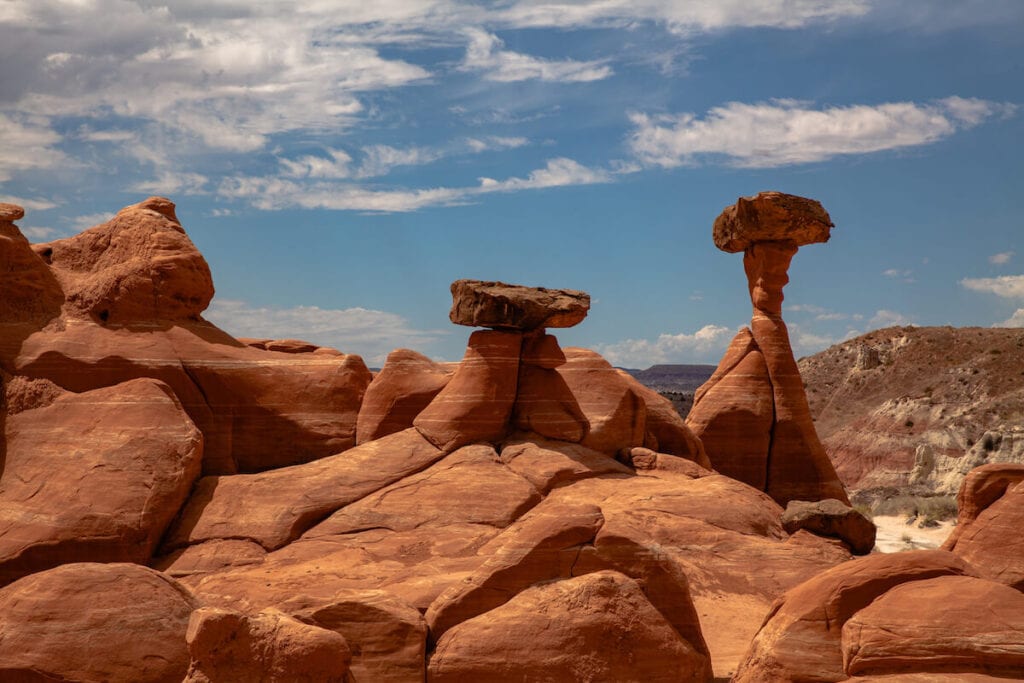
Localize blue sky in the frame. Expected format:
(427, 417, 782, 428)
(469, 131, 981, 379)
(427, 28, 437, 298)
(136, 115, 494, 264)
(2, 1, 1023, 366)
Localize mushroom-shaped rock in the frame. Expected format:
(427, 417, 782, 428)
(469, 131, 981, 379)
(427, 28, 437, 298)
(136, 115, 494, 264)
(713, 191, 833, 253)
(449, 279, 590, 330)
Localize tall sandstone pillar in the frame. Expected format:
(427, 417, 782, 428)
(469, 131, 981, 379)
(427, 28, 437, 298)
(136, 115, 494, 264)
(687, 192, 849, 506)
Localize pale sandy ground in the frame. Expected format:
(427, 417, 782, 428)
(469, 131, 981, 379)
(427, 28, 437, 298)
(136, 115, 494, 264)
(872, 514, 956, 553)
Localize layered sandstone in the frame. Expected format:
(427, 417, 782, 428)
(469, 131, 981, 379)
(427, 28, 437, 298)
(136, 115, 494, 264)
(449, 279, 590, 330)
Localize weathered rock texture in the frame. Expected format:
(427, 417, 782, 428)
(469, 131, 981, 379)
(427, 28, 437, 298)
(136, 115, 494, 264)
(184, 607, 352, 683)
(1, 199, 372, 474)
(0, 378, 202, 586)
(734, 550, 1024, 681)
(0, 563, 197, 683)
(781, 498, 876, 555)
(357, 348, 454, 444)
(688, 192, 849, 506)
(449, 278, 590, 330)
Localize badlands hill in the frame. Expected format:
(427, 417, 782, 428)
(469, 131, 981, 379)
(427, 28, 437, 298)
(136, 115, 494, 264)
(799, 326, 1024, 501)
(2, 193, 1024, 682)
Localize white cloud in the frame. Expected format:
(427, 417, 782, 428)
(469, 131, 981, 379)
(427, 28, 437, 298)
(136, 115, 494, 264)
(989, 251, 1014, 265)
(131, 171, 210, 195)
(461, 28, 612, 82)
(869, 309, 913, 328)
(593, 324, 734, 367)
(357, 144, 445, 178)
(280, 149, 355, 179)
(627, 98, 1016, 168)
(69, 212, 114, 230)
(0, 195, 58, 211)
(20, 226, 60, 241)
(465, 136, 529, 153)
(960, 274, 1024, 299)
(221, 156, 610, 212)
(205, 298, 448, 365)
(478, 157, 611, 192)
(998, 309, 1024, 328)
(0, 113, 68, 181)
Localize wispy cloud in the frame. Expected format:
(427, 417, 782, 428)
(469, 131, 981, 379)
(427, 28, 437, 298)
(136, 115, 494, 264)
(960, 274, 1024, 299)
(0, 195, 58, 211)
(221, 156, 611, 212)
(461, 28, 612, 83)
(68, 212, 114, 230)
(0, 113, 68, 182)
(989, 251, 1014, 265)
(627, 97, 1017, 168)
(205, 298, 448, 365)
(131, 171, 210, 195)
(593, 324, 734, 367)
(869, 309, 914, 328)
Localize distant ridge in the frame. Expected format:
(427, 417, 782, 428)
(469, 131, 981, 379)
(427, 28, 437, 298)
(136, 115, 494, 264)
(620, 364, 717, 393)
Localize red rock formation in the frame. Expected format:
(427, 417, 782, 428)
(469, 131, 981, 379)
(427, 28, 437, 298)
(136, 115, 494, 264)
(184, 607, 352, 683)
(733, 550, 977, 682)
(357, 348, 453, 444)
(429, 571, 711, 682)
(558, 346, 647, 454)
(414, 330, 522, 451)
(943, 463, 1024, 590)
(3, 199, 372, 474)
(688, 192, 850, 506)
(0, 378, 202, 586)
(781, 498, 876, 555)
(0, 562, 197, 683)
(449, 279, 590, 330)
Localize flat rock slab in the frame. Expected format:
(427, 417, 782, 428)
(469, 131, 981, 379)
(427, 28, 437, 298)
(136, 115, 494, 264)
(713, 191, 833, 253)
(0, 203, 25, 221)
(449, 279, 589, 330)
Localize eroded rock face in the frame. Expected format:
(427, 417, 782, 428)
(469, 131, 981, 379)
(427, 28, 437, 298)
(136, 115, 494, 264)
(39, 196, 214, 324)
(0, 203, 63, 327)
(734, 550, 977, 682)
(429, 571, 712, 682)
(689, 193, 849, 507)
(0, 563, 197, 683)
(449, 279, 590, 330)
(781, 498, 876, 555)
(943, 463, 1024, 590)
(357, 348, 454, 444)
(0, 378, 202, 586)
(184, 607, 351, 683)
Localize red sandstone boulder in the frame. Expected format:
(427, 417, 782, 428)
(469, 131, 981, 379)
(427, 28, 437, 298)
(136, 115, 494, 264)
(622, 446, 715, 478)
(449, 279, 589, 330)
(713, 191, 833, 253)
(733, 550, 976, 682)
(943, 464, 1024, 590)
(781, 498, 876, 555)
(428, 570, 712, 682)
(841, 576, 1024, 678)
(357, 348, 453, 444)
(0, 563, 197, 683)
(426, 500, 605, 637)
(0, 204, 64, 329)
(184, 607, 351, 683)
(499, 435, 633, 493)
(631, 376, 710, 466)
(0, 378, 202, 585)
(155, 539, 268, 579)
(557, 347, 647, 455)
(414, 330, 521, 451)
(282, 589, 428, 683)
(37, 196, 213, 324)
(520, 331, 567, 368)
(512, 363, 589, 442)
(162, 428, 445, 552)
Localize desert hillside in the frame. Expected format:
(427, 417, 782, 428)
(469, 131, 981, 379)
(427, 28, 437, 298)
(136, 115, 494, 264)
(799, 326, 1024, 501)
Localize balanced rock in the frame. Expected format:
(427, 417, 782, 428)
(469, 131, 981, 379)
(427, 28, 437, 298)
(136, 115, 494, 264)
(0, 202, 26, 222)
(781, 498, 876, 555)
(713, 190, 833, 253)
(0, 563, 197, 683)
(184, 607, 352, 683)
(449, 279, 589, 330)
